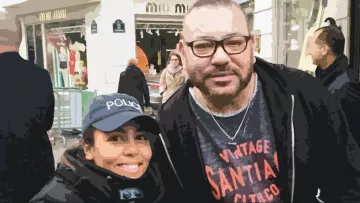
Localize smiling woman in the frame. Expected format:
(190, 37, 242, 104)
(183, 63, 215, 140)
(30, 93, 182, 203)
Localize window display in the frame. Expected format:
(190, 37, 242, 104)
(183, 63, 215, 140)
(45, 20, 88, 89)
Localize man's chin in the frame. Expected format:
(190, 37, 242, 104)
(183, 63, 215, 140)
(208, 86, 239, 98)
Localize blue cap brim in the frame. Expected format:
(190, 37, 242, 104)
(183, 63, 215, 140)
(91, 111, 159, 134)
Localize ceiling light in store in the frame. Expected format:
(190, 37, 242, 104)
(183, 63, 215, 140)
(140, 29, 143, 38)
(156, 29, 160, 36)
(148, 29, 153, 35)
(175, 30, 179, 36)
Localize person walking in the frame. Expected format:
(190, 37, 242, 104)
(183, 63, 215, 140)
(156, 1, 360, 202)
(307, 17, 360, 146)
(0, 10, 55, 203)
(117, 58, 150, 111)
(159, 52, 186, 103)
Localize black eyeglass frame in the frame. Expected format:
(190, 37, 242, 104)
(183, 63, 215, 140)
(184, 35, 252, 58)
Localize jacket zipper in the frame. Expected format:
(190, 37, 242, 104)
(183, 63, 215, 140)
(158, 133, 184, 188)
(290, 94, 295, 203)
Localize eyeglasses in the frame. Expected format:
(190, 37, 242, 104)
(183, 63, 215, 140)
(184, 35, 251, 58)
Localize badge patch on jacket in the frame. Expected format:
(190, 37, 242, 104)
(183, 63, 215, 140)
(119, 188, 144, 200)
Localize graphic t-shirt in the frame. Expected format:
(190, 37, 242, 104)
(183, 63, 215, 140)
(189, 74, 283, 203)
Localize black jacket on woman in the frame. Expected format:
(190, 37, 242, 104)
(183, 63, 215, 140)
(117, 65, 150, 110)
(30, 132, 182, 203)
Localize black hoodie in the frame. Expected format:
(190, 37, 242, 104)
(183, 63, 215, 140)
(315, 55, 360, 146)
(30, 135, 182, 203)
(157, 57, 360, 203)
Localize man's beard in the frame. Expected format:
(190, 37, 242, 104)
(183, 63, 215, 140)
(188, 64, 253, 103)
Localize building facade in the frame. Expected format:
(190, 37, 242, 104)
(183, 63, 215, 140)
(5, 0, 357, 95)
(6, 0, 194, 95)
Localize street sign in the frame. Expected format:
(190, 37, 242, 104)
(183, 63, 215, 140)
(91, 20, 98, 34)
(113, 19, 125, 33)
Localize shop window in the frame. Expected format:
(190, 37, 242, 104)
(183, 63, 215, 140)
(45, 19, 88, 89)
(135, 21, 183, 79)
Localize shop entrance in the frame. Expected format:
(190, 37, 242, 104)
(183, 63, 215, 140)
(45, 19, 88, 89)
(135, 21, 182, 75)
(26, 24, 44, 69)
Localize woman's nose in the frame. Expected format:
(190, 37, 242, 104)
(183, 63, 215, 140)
(122, 141, 139, 156)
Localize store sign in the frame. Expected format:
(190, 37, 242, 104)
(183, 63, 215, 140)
(175, 4, 188, 14)
(39, 9, 67, 22)
(91, 20, 98, 34)
(113, 19, 125, 33)
(146, 2, 170, 13)
(145, 2, 189, 14)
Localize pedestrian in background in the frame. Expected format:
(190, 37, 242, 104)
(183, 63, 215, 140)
(31, 94, 181, 203)
(307, 17, 360, 145)
(159, 52, 186, 103)
(0, 10, 55, 203)
(117, 58, 150, 111)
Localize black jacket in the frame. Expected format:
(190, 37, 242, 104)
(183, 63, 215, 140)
(117, 65, 150, 109)
(0, 52, 55, 202)
(315, 55, 360, 146)
(30, 133, 182, 203)
(157, 57, 360, 203)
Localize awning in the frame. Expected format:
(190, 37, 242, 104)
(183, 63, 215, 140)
(4, 0, 100, 15)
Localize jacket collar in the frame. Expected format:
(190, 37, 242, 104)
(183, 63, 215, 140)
(56, 147, 164, 203)
(0, 51, 21, 64)
(315, 55, 349, 87)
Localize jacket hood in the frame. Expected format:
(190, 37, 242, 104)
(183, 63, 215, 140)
(56, 145, 167, 203)
(124, 65, 143, 79)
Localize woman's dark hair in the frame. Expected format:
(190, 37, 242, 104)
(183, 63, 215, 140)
(315, 17, 345, 56)
(167, 52, 182, 66)
(59, 127, 95, 168)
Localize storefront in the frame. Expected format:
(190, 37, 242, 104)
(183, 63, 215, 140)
(6, 1, 100, 90)
(134, 2, 189, 74)
(6, 0, 192, 95)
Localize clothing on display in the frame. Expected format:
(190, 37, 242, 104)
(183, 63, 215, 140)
(46, 31, 88, 89)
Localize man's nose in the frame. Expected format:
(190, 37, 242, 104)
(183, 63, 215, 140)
(211, 46, 230, 66)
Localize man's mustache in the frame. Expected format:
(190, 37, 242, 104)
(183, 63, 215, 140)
(205, 66, 238, 78)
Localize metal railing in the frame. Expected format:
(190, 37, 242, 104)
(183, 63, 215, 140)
(50, 87, 97, 148)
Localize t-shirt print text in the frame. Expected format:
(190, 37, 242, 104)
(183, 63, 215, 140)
(205, 139, 281, 203)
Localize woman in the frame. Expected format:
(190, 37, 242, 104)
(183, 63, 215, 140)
(30, 93, 181, 203)
(159, 52, 185, 103)
(118, 58, 150, 110)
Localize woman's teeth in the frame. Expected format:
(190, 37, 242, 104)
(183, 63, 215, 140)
(120, 164, 139, 173)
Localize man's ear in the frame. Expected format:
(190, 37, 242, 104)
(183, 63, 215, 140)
(178, 40, 185, 55)
(82, 143, 94, 161)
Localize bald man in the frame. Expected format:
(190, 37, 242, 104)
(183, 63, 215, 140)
(156, 0, 360, 202)
(0, 10, 55, 203)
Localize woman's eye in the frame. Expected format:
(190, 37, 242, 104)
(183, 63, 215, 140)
(136, 134, 148, 141)
(109, 136, 125, 142)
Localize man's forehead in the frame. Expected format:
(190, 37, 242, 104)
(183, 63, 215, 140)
(182, 5, 248, 40)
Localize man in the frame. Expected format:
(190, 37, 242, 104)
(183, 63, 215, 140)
(156, 0, 360, 202)
(307, 17, 360, 146)
(117, 58, 150, 111)
(0, 10, 55, 202)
